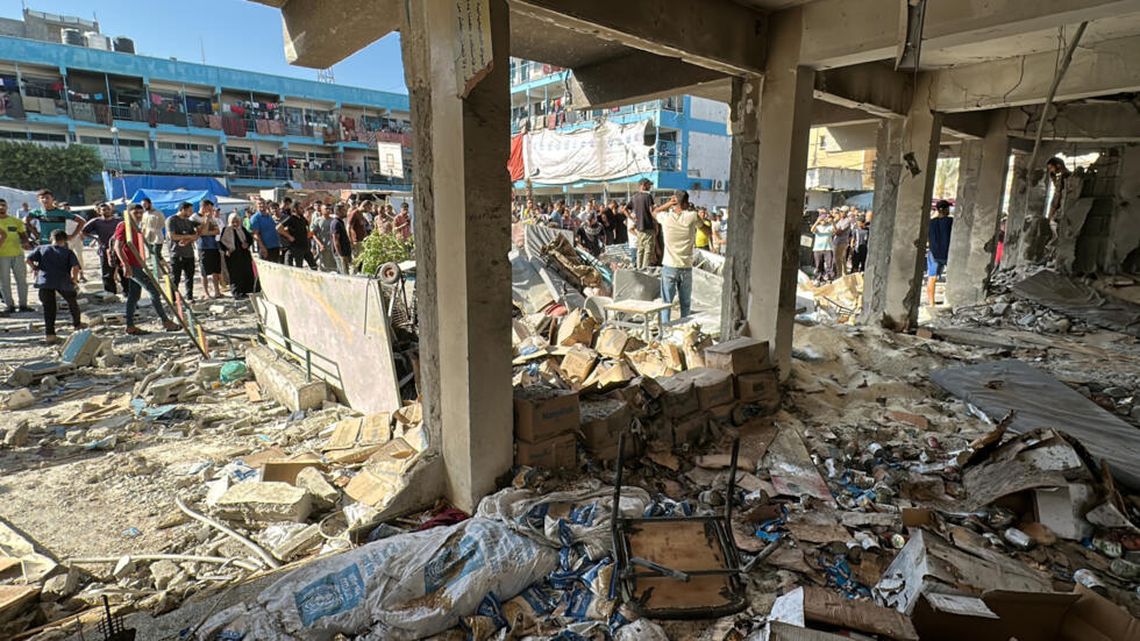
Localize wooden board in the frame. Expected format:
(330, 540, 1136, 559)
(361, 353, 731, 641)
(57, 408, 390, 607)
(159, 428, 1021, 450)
(626, 520, 736, 612)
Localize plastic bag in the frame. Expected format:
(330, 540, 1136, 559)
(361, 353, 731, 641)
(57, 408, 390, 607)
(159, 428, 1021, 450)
(219, 360, 248, 383)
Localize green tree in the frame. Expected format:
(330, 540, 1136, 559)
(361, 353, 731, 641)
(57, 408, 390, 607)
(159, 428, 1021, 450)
(0, 140, 104, 200)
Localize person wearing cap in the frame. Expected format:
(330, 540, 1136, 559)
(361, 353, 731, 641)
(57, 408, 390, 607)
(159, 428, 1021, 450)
(927, 200, 954, 307)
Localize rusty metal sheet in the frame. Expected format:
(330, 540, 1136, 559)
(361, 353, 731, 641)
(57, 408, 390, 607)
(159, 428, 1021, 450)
(256, 260, 401, 415)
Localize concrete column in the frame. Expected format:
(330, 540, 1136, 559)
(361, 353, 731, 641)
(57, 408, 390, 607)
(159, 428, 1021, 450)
(861, 118, 903, 323)
(401, 0, 513, 512)
(946, 114, 1010, 308)
(745, 11, 814, 377)
(863, 73, 942, 331)
(720, 75, 760, 340)
(1001, 153, 1029, 271)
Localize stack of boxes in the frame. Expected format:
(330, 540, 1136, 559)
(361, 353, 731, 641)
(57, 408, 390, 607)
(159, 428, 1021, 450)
(703, 337, 779, 413)
(513, 387, 581, 469)
(512, 326, 781, 471)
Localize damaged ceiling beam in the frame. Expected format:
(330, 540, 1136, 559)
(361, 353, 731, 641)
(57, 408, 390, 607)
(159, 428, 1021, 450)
(277, 0, 402, 68)
(507, 0, 768, 76)
(932, 34, 1140, 112)
(1002, 99, 1140, 142)
(798, 0, 1140, 69)
(566, 50, 728, 110)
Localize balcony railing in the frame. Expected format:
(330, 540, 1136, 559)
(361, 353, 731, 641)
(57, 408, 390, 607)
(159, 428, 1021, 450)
(226, 164, 411, 186)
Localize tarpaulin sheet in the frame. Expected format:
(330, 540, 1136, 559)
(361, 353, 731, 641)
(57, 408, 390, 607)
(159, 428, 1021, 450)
(508, 133, 526, 182)
(930, 359, 1140, 490)
(522, 120, 654, 185)
(1012, 270, 1140, 337)
(511, 250, 556, 314)
(102, 171, 229, 202)
(128, 189, 214, 216)
(0, 185, 38, 212)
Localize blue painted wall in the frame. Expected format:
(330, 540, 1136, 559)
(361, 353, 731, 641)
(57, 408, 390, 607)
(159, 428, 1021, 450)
(0, 36, 408, 110)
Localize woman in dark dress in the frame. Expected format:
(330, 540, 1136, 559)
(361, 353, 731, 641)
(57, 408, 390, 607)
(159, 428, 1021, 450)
(219, 212, 258, 298)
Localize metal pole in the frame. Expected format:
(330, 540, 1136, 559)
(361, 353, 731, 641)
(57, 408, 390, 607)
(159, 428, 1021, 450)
(1022, 22, 1089, 222)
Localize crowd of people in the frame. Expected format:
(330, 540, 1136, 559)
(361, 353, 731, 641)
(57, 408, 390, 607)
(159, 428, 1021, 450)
(511, 179, 729, 264)
(0, 189, 414, 343)
(808, 206, 872, 286)
(512, 178, 722, 324)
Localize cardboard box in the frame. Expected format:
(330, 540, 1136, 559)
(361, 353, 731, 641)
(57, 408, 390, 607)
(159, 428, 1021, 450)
(1033, 484, 1095, 541)
(516, 432, 577, 469)
(678, 368, 735, 409)
(627, 347, 671, 378)
(769, 586, 918, 641)
(514, 388, 580, 443)
(556, 309, 597, 347)
(662, 343, 685, 372)
(704, 337, 771, 375)
(706, 401, 738, 424)
(595, 327, 630, 358)
(261, 452, 326, 484)
(579, 399, 632, 451)
(589, 361, 636, 389)
(560, 345, 598, 384)
(656, 375, 700, 417)
(911, 586, 1140, 641)
(735, 368, 780, 411)
(585, 431, 642, 461)
(673, 412, 707, 445)
(874, 530, 1053, 615)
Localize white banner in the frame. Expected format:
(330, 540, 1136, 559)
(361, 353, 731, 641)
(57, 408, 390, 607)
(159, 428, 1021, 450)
(376, 141, 404, 178)
(523, 120, 654, 185)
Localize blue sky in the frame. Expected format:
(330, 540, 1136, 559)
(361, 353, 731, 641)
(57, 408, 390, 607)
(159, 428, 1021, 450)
(1, 0, 408, 94)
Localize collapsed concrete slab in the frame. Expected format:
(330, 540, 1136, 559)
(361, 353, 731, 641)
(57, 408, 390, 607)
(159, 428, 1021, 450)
(245, 344, 329, 413)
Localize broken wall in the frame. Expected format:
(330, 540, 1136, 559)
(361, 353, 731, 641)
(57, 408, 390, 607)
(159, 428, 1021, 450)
(1054, 147, 1140, 274)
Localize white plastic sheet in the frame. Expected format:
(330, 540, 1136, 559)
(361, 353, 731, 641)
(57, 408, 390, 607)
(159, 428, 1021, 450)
(522, 121, 654, 185)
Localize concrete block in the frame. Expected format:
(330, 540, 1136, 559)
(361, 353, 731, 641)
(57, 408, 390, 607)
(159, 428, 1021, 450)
(3, 389, 35, 411)
(149, 559, 181, 590)
(40, 572, 78, 602)
(245, 345, 329, 413)
(146, 377, 190, 405)
(3, 421, 29, 447)
(214, 481, 313, 523)
(294, 466, 340, 510)
(195, 359, 226, 383)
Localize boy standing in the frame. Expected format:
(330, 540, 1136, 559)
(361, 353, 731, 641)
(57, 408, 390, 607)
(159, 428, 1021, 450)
(25, 229, 84, 344)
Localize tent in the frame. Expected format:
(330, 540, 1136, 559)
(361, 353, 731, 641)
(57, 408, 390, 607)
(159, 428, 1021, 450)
(102, 171, 229, 202)
(128, 189, 228, 216)
(0, 185, 39, 212)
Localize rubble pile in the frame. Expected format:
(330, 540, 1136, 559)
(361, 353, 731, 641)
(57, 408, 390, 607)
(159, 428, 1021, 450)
(4, 242, 1140, 640)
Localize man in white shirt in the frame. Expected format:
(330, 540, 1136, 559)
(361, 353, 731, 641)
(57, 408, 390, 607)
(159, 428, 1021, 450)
(652, 189, 699, 324)
(139, 197, 167, 272)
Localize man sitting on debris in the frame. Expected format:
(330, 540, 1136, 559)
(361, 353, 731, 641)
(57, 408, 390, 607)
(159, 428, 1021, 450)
(653, 190, 700, 325)
(575, 212, 605, 257)
(927, 199, 954, 307)
(114, 204, 180, 335)
(25, 228, 85, 344)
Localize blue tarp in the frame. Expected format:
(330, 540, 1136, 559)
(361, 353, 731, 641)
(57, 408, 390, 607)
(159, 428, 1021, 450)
(102, 172, 228, 202)
(127, 189, 215, 216)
